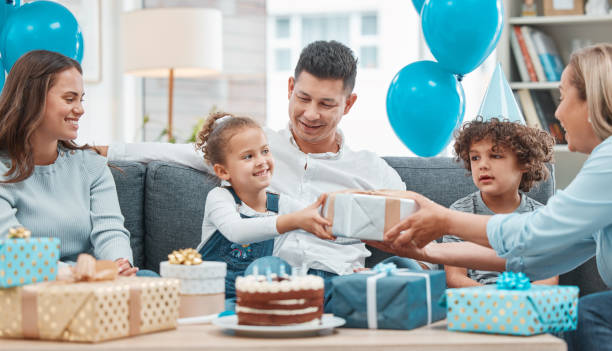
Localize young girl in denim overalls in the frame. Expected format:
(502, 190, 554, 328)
(194, 112, 333, 303)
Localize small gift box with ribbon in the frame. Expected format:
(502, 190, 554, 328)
(160, 248, 226, 318)
(1, 227, 60, 288)
(445, 272, 579, 336)
(322, 190, 417, 241)
(329, 259, 447, 330)
(0, 254, 180, 342)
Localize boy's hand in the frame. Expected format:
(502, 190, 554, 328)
(364, 239, 429, 262)
(115, 258, 139, 276)
(294, 194, 334, 240)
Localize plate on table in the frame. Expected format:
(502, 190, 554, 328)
(212, 314, 345, 337)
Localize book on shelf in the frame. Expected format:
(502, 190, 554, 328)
(530, 29, 564, 82)
(520, 26, 547, 82)
(530, 90, 566, 144)
(517, 89, 543, 129)
(510, 26, 531, 82)
(510, 25, 564, 83)
(512, 26, 538, 82)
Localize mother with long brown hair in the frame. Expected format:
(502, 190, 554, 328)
(371, 44, 612, 351)
(0, 50, 139, 276)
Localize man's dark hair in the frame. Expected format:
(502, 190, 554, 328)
(294, 40, 358, 94)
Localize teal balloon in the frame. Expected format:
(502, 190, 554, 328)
(386, 61, 465, 157)
(411, 0, 425, 14)
(422, 0, 503, 75)
(1, 1, 83, 73)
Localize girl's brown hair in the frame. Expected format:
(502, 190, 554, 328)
(454, 118, 555, 192)
(0, 50, 92, 183)
(195, 111, 261, 166)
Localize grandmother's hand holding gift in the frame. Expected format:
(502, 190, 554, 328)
(383, 191, 450, 248)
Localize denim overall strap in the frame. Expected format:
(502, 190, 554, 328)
(199, 187, 277, 300)
(224, 186, 242, 205)
(225, 186, 279, 213)
(266, 192, 279, 213)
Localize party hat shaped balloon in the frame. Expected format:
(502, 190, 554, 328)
(478, 64, 525, 124)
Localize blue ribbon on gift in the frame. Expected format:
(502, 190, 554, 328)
(496, 271, 531, 290)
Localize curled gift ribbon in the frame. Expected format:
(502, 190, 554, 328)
(496, 271, 531, 290)
(373, 262, 397, 275)
(168, 248, 203, 265)
(7, 227, 31, 239)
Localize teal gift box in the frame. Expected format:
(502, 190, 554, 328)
(445, 284, 579, 336)
(0, 236, 60, 288)
(330, 260, 447, 330)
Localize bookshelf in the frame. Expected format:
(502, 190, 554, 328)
(498, 0, 611, 188)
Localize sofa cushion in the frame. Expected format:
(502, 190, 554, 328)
(560, 257, 609, 297)
(109, 161, 146, 268)
(144, 161, 220, 272)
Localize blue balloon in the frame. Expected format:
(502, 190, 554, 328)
(411, 0, 425, 14)
(386, 61, 465, 157)
(422, 0, 503, 75)
(0, 1, 83, 73)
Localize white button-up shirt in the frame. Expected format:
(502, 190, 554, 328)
(109, 126, 406, 275)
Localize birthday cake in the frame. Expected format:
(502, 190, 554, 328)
(235, 274, 324, 326)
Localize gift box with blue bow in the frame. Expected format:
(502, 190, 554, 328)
(0, 228, 60, 288)
(329, 257, 446, 330)
(445, 272, 579, 336)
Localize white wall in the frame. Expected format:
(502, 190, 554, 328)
(75, 0, 141, 146)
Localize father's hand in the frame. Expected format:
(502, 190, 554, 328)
(383, 191, 449, 248)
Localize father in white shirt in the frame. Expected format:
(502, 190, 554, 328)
(107, 40, 414, 282)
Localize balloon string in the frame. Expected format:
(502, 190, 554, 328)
(456, 74, 464, 82)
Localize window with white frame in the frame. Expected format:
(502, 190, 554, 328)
(271, 12, 380, 72)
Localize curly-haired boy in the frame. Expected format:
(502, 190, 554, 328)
(443, 118, 559, 287)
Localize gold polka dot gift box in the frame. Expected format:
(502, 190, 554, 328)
(445, 273, 579, 336)
(0, 227, 60, 288)
(0, 254, 180, 343)
(160, 249, 226, 318)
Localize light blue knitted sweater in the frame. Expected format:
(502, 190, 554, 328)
(0, 147, 133, 264)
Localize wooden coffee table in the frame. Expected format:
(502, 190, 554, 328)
(0, 320, 566, 351)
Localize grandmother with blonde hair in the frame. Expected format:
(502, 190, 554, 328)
(368, 43, 612, 350)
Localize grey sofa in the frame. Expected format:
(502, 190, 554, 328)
(110, 157, 608, 297)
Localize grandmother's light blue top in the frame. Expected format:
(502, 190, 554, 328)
(0, 147, 133, 263)
(487, 136, 612, 287)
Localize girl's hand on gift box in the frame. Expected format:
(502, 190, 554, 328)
(115, 258, 139, 276)
(277, 194, 334, 240)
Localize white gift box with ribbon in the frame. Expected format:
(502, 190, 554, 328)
(323, 191, 417, 241)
